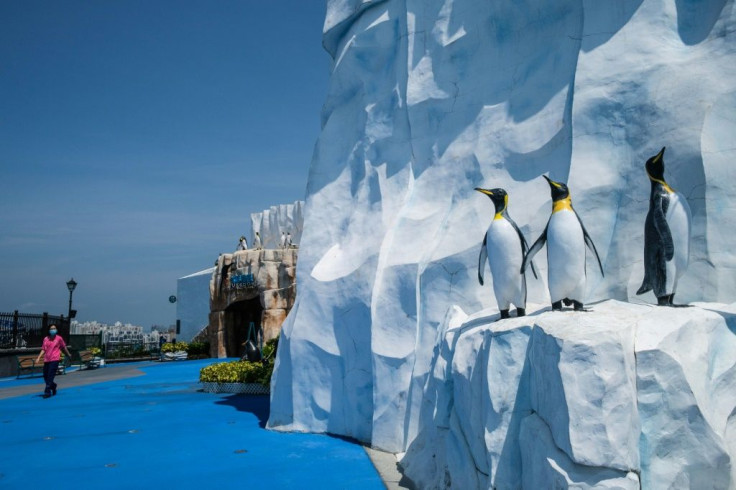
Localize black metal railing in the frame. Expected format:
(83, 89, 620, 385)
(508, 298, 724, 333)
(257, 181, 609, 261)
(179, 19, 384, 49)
(69, 333, 103, 352)
(103, 341, 160, 360)
(0, 311, 70, 349)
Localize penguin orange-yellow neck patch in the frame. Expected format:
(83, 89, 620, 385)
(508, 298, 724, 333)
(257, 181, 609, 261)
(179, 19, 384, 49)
(552, 197, 572, 213)
(647, 172, 674, 193)
(494, 195, 508, 220)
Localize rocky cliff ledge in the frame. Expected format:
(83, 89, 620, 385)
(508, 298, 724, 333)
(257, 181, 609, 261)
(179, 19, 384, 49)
(401, 300, 736, 489)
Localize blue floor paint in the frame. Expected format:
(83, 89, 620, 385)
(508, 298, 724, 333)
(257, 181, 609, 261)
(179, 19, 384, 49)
(0, 359, 384, 489)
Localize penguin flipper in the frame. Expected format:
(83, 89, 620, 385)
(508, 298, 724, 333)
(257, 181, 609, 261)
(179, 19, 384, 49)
(575, 212, 605, 277)
(522, 226, 547, 274)
(653, 194, 674, 262)
(636, 281, 651, 295)
(508, 216, 539, 280)
(478, 234, 488, 286)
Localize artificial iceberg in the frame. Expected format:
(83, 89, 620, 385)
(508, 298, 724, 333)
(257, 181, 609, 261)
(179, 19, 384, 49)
(268, 1, 736, 487)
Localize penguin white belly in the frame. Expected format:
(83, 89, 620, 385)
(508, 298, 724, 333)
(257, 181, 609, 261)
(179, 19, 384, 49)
(546, 210, 586, 303)
(665, 191, 692, 294)
(487, 219, 525, 310)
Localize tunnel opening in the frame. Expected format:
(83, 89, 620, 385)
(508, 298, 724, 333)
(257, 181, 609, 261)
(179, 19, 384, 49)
(225, 296, 263, 358)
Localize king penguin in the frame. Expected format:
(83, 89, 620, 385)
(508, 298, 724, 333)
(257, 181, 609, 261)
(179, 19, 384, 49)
(254, 232, 262, 250)
(476, 188, 538, 319)
(636, 147, 692, 306)
(521, 176, 604, 311)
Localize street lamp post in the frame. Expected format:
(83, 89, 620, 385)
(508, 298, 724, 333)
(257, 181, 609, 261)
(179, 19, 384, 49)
(66, 278, 77, 322)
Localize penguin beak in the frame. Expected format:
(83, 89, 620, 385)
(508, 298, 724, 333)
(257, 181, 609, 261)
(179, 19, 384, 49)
(543, 175, 563, 189)
(652, 146, 665, 164)
(474, 188, 493, 196)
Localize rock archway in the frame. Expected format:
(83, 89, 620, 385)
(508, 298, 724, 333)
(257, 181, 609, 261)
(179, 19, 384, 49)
(208, 249, 296, 358)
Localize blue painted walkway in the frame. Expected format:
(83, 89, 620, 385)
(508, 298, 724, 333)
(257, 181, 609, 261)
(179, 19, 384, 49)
(0, 359, 384, 489)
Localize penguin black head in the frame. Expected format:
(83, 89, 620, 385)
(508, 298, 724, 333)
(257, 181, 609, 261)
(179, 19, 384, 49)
(475, 187, 508, 214)
(645, 147, 666, 182)
(543, 175, 570, 202)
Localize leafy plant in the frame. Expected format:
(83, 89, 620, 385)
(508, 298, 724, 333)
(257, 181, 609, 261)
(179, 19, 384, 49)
(187, 341, 210, 356)
(261, 337, 279, 361)
(199, 360, 274, 386)
(105, 344, 151, 359)
(89, 347, 102, 357)
(161, 341, 189, 353)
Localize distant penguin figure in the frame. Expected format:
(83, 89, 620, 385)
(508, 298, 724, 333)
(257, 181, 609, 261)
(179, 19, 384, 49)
(254, 232, 262, 250)
(476, 188, 538, 319)
(237, 236, 248, 251)
(636, 147, 692, 306)
(522, 176, 604, 311)
(280, 232, 287, 249)
(287, 232, 292, 248)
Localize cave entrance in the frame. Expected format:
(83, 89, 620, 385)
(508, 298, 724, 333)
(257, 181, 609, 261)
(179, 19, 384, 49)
(225, 296, 263, 358)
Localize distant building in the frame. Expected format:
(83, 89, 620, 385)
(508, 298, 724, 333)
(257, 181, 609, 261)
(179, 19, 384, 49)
(72, 320, 165, 345)
(176, 267, 215, 342)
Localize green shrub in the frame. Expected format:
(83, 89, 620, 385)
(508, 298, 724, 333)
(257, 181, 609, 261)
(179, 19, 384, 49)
(161, 341, 188, 353)
(105, 344, 151, 359)
(187, 341, 210, 356)
(89, 347, 102, 357)
(261, 337, 279, 361)
(199, 360, 274, 386)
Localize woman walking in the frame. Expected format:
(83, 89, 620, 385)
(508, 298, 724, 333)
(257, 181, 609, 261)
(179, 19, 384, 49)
(35, 324, 72, 398)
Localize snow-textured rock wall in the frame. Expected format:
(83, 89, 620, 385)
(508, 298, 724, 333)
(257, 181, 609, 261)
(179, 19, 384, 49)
(268, 0, 736, 457)
(250, 200, 304, 249)
(400, 300, 736, 489)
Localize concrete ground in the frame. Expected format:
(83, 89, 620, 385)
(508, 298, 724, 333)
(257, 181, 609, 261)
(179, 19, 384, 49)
(0, 360, 389, 489)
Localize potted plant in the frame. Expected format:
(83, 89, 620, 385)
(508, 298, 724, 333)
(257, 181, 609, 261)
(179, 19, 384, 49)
(199, 338, 277, 394)
(89, 346, 104, 367)
(161, 341, 189, 361)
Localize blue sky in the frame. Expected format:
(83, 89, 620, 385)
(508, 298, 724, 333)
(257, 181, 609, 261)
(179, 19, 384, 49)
(0, 1, 329, 327)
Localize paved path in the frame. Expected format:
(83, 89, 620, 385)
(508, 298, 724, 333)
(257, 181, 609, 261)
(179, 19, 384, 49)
(0, 360, 386, 489)
(0, 363, 149, 399)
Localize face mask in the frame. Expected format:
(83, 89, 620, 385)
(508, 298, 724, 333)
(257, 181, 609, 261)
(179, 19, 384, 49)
(49, 330, 57, 336)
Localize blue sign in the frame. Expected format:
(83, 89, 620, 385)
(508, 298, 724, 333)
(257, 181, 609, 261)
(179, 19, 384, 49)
(230, 273, 256, 290)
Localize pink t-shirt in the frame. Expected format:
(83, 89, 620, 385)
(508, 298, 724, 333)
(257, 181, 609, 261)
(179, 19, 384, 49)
(42, 335, 67, 363)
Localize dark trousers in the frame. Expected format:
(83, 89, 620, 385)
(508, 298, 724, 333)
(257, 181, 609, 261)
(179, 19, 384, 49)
(43, 361, 59, 395)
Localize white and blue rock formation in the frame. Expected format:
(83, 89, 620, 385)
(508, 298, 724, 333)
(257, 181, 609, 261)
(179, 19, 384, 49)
(250, 200, 304, 249)
(400, 301, 736, 489)
(268, 1, 736, 487)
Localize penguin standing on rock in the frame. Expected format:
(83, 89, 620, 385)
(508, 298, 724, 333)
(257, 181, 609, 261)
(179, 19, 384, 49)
(521, 176, 604, 311)
(237, 236, 248, 251)
(636, 147, 691, 306)
(476, 188, 538, 319)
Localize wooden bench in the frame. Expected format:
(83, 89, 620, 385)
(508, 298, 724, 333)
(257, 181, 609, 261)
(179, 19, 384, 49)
(76, 350, 99, 370)
(16, 354, 43, 379)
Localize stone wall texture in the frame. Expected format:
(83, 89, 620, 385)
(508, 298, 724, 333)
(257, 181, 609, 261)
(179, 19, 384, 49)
(209, 248, 297, 357)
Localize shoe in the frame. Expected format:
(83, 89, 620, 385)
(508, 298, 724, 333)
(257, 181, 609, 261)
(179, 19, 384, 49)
(43, 393, 51, 398)
(51, 387, 57, 396)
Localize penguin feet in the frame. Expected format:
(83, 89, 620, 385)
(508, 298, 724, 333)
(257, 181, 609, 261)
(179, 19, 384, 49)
(658, 294, 691, 308)
(499, 309, 511, 320)
(516, 308, 526, 317)
(572, 300, 588, 312)
(657, 295, 672, 306)
(551, 300, 587, 311)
